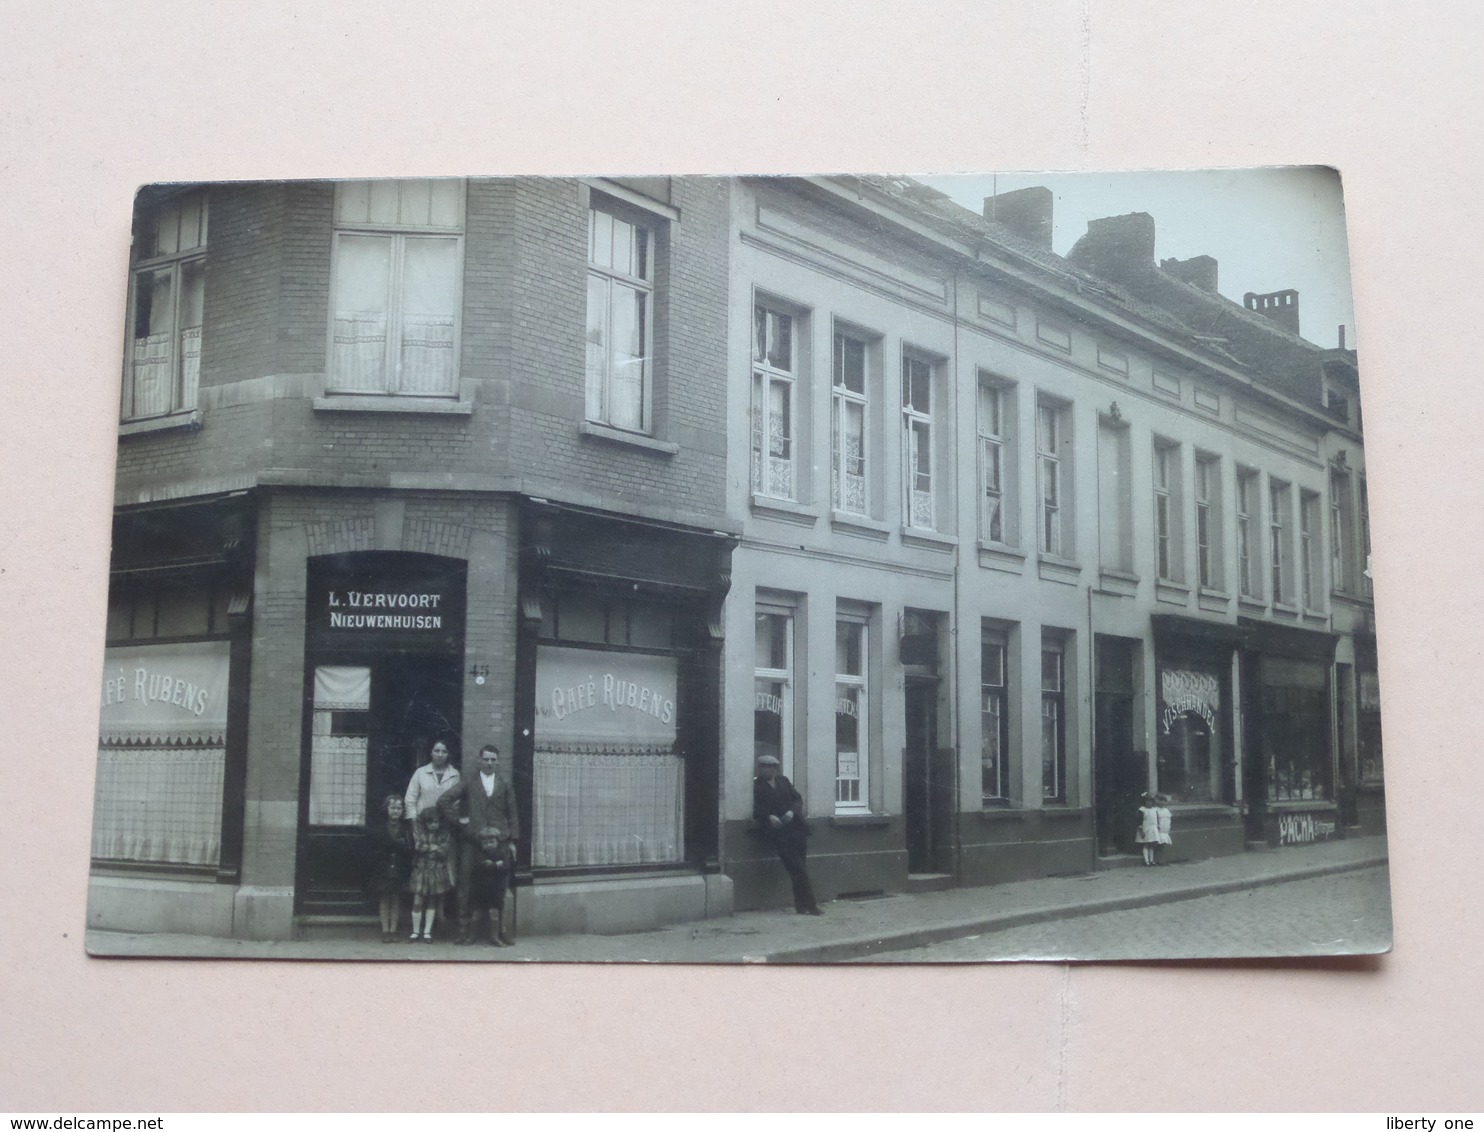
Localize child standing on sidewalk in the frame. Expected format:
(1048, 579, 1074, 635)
(1136, 793, 1160, 866)
(409, 805, 451, 942)
(1154, 794, 1174, 865)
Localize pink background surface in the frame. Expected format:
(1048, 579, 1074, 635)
(1, 0, 1478, 1111)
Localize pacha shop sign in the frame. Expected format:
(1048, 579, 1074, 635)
(1278, 811, 1338, 845)
(536, 646, 678, 743)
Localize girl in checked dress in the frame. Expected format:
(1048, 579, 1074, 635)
(408, 805, 451, 942)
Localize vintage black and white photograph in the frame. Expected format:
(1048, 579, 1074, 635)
(87, 170, 1389, 962)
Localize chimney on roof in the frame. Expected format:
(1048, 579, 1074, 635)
(1243, 289, 1301, 337)
(983, 186, 1053, 250)
(1162, 255, 1219, 294)
(1066, 212, 1157, 285)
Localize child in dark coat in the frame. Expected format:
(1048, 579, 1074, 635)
(367, 794, 413, 942)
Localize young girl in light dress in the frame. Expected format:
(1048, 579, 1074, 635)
(409, 805, 451, 942)
(1153, 795, 1173, 864)
(1136, 794, 1160, 866)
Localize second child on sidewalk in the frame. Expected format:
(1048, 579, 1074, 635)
(1154, 794, 1174, 864)
(409, 805, 452, 941)
(1136, 793, 1159, 866)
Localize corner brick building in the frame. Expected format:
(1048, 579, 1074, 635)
(91, 175, 1383, 942)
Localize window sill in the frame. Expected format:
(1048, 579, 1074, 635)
(1037, 805, 1085, 819)
(829, 812, 892, 829)
(1165, 803, 1240, 818)
(1265, 800, 1337, 812)
(313, 394, 473, 416)
(1272, 601, 1300, 618)
(1199, 586, 1231, 602)
(579, 420, 678, 456)
(1097, 567, 1140, 596)
(1238, 595, 1269, 614)
(119, 409, 201, 437)
(1037, 554, 1083, 586)
(979, 541, 1027, 574)
(750, 495, 818, 527)
(830, 511, 891, 541)
(900, 526, 957, 552)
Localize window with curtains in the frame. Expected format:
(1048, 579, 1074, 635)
(831, 331, 869, 514)
(123, 190, 207, 422)
(328, 179, 465, 397)
(1153, 439, 1183, 583)
(1359, 477, 1373, 598)
(834, 616, 869, 812)
(586, 203, 653, 432)
(752, 304, 797, 500)
(308, 666, 372, 826)
(1196, 454, 1222, 590)
(1041, 637, 1067, 803)
(901, 352, 936, 529)
(1330, 466, 1355, 594)
(981, 628, 1010, 804)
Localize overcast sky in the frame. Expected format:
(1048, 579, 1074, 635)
(918, 168, 1356, 351)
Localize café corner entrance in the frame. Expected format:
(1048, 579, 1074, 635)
(296, 552, 467, 916)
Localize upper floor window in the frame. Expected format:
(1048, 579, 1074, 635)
(124, 190, 208, 422)
(1300, 489, 1322, 610)
(328, 179, 465, 397)
(1195, 454, 1222, 590)
(1270, 479, 1293, 605)
(831, 332, 869, 514)
(1036, 399, 1074, 557)
(978, 380, 1015, 544)
(901, 353, 936, 529)
(1153, 441, 1180, 582)
(752, 305, 796, 500)
(1236, 468, 1260, 599)
(1359, 477, 1373, 598)
(586, 204, 653, 432)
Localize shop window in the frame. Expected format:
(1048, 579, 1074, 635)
(1236, 468, 1260, 599)
(1269, 479, 1294, 605)
(1156, 663, 1225, 803)
(1153, 438, 1183, 582)
(94, 640, 231, 868)
(1195, 454, 1222, 590)
(328, 179, 465, 397)
(981, 627, 1010, 803)
(1358, 670, 1383, 786)
(1040, 636, 1067, 803)
(752, 303, 798, 500)
(123, 189, 207, 422)
(586, 201, 654, 433)
(1300, 489, 1322, 610)
(978, 377, 1018, 545)
(901, 351, 937, 529)
(1260, 657, 1330, 801)
(1037, 398, 1074, 557)
(754, 608, 796, 780)
(831, 330, 870, 515)
(834, 616, 869, 812)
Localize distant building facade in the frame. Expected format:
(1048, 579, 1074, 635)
(91, 175, 1381, 940)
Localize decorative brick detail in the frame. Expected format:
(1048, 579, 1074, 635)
(303, 516, 374, 557)
(404, 517, 474, 559)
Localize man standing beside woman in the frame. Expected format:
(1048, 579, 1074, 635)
(439, 742, 520, 947)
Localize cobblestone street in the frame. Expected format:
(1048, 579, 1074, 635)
(855, 865, 1391, 962)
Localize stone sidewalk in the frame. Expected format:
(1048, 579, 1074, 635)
(87, 834, 1389, 964)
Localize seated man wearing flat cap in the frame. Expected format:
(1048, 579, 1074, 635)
(752, 753, 822, 916)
